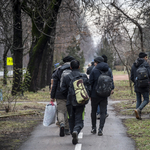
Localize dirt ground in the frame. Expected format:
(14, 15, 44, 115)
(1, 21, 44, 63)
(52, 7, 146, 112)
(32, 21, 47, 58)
(0, 110, 44, 150)
(113, 74, 129, 81)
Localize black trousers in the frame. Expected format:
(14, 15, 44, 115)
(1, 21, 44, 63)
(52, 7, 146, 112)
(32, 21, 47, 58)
(67, 105, 85, 134)
(91, 97, 107, 130)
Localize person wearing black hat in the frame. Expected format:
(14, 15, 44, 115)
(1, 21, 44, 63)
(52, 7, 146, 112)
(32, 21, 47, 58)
(51, 55, 75, 137)
(89, 56, 114, 136)
(131, 52, 150, 120)
(96, 55, 114, 119)
(86, 62, 95, 75)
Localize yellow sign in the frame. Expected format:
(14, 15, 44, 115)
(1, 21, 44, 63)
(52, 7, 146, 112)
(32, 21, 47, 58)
(7, 57, 13, 66)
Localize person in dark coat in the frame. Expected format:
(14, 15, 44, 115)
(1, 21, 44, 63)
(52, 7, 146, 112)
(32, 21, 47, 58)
(61, 60, 91, 145)
(86, 62, 95, 75)
(96, 54, 114, 119)
(89, 56, 114, 136)
(130, 52, 150, 119)
(51, 56, 75, 137)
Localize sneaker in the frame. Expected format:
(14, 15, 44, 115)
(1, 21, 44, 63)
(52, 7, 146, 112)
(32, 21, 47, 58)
(60, 123, 65, 137)
(134, 109, 142, 120)
(98, 129, 103, 136)
(105, 113, 109, 118)
(97, 114, 100, 119)
(65, 129, 70, 135)
(72, 131, 78, 145)
(91, 128, 96, 134)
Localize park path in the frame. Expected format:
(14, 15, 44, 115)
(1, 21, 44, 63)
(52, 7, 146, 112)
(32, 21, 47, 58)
(113, 74, 129, 81)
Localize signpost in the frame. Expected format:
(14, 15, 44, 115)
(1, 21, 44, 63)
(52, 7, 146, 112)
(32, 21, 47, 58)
(7, 57, 13, 66)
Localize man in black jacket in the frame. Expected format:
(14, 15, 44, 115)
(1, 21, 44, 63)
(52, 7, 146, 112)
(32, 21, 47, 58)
(96, 54, 114, 119)
(51, 56, 74, 137)
(131, 52, 150, 119)
(61, 60, 90, 145)
(86, 62, 94, 75)
(89, 56, 114, 136)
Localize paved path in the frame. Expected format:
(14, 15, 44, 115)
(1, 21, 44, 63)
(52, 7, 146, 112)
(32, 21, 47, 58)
(18, 99, 135, 150)
(113, 74, 129, 81)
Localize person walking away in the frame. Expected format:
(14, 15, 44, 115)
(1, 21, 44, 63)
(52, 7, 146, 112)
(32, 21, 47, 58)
(87, 62, 95, 75)
(96, 54, 114, 119)
(61, 60, 91, 144)
(131, 52, 150, 120)
(50, 56, 75, 136)
(49, 61, 64, 127)
(90, 56, 114, 136)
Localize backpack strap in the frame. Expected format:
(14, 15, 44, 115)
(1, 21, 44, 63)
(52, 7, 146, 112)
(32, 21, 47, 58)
(68, 73, 74, 80)
(68, 73, 82, 80)
(98, 69, 109, 75)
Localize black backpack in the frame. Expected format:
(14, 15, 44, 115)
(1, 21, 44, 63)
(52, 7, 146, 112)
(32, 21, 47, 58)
(136, 65, 149, 88)
(68, 73, 89, 106)
(96, 71, 112, 97)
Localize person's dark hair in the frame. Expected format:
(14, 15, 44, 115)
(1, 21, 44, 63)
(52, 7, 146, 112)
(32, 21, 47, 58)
(91, 62, 94, 65)
(139, 52, 147, 58)
(102, 54, 107, 63)
(63, 55, 75, 63)
(70, 60, 80, 69)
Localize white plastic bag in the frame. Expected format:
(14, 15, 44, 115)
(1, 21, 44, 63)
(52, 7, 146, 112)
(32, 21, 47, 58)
(43, 102, 56, 126)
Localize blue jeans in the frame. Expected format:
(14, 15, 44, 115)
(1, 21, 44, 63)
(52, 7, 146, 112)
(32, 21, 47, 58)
(136, 92, 149, 111)
(97, 105, 107, 115)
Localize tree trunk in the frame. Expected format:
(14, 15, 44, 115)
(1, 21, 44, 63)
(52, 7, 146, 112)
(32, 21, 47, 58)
(37, 28, 56, 89)
(47, 43, 55, 86)
(27, 0, 62, 92)
(11, 0, 23, 95)
(3, 48, 9, 85)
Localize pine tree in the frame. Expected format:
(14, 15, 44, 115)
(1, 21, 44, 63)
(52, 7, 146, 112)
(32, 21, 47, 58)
(96, 37, 114, 69)
(63, 36, 85, 72)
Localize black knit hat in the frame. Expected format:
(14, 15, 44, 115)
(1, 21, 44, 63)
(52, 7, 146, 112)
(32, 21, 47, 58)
(102, 54, 108, 63)
(139, 52, 147, 58)
(91, 62, 94, 65)
(94, 56, 104, 63)
(63, 56, 75, 63)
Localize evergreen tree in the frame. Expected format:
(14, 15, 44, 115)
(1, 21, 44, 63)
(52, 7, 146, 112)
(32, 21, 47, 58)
(96, 37, 114, 69)
(63, 36, 85, 72)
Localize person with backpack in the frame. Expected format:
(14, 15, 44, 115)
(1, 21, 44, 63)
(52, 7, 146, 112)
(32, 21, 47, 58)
(131, 52, 150, 120)
(61, 60, 91, 145)
(96, 54, 114, 119)
(86, 61, 95, 75)
(50, 56, 75, 137)
(89, 56, 114, 136)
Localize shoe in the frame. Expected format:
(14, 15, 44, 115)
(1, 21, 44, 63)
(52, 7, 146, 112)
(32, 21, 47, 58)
(91, 128, 96, 134)
(72, 131, 78, 145)
(134, 109, 142, 120)
(97, 114, 100, 119)
(65, 129, 70, 135)
(105, 113, 109, 118)
(60, 123, 65, 137)
(98, 129, 103, 136)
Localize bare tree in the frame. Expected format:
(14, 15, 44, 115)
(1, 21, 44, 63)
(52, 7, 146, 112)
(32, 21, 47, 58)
(11, 0, 23, 95)
(0, 1, 13, 85)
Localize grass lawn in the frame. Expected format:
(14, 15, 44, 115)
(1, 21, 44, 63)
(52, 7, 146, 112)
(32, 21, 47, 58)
(112, 80, 150, 150)
(111, 80, 136, 100)
(0, 78, 51, 150)
(112, 70, 127, 75)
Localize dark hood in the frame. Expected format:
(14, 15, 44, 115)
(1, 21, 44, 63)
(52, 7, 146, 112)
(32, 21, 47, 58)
(95, 62, 109, 72)
(134, 58, 146, 68)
